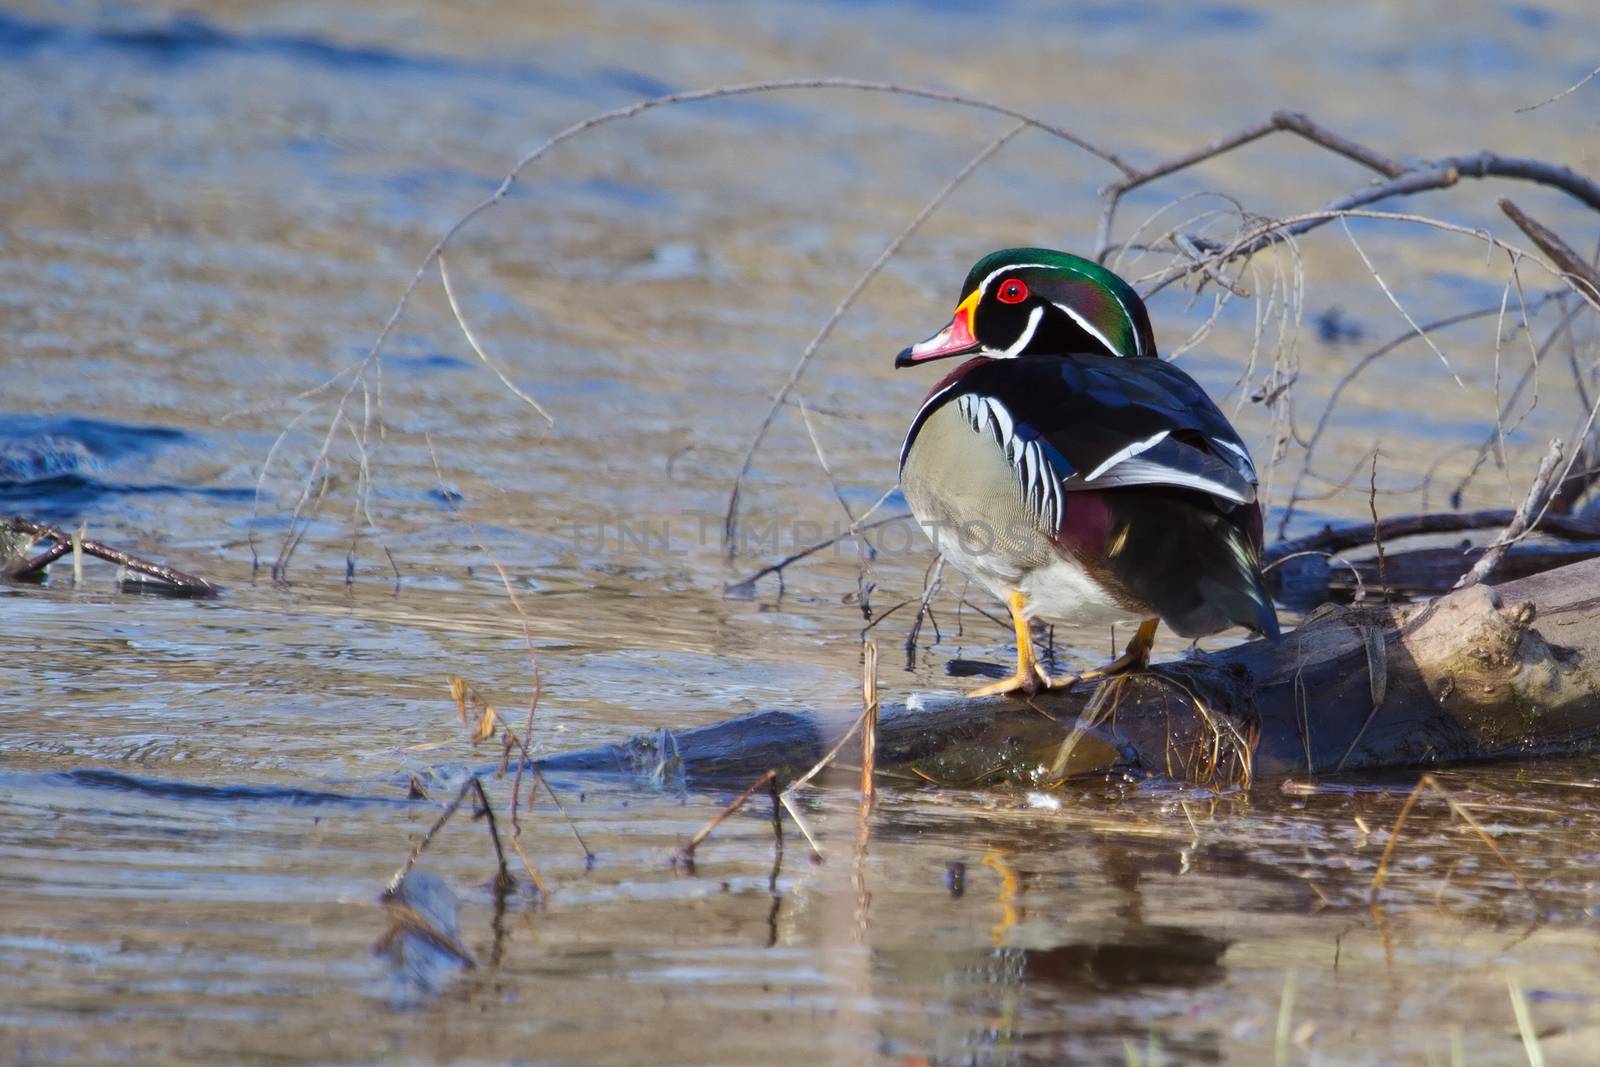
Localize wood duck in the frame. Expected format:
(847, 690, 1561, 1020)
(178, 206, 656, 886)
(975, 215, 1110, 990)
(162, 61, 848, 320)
(896, 248, 1280, 698)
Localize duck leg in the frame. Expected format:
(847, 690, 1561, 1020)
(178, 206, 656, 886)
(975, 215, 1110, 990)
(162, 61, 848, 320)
(969, 591, 1054, 697)
(1046, 618, 1161, 690)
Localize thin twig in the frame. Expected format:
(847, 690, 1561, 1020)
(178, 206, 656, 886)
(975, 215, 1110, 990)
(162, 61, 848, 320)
(423, 435, 544, 838)
(903, 555, 945, 658)
(531, 767, 595, 866)
(785, 704, 874, 795)
(675, 769, 778, 870)
(1446, 299, 1582, 510)
(273, 79, 1126, 576)
(1369, 453, 1389, 599)
(1145, 207, 1600, 310)
(1340, 216, 1465, 389)
(1277, 293, 1563, 538)
(778, 790, 824, 861)
(439, 254, 555, 425)
(722, 122, 1027, 554)
(384, 776, 511, 897)
(724, 510, 911, 596)
(1507, 974, 1547, 1067)
(1455, 438, 1564, 589)
(1516, 63, 1600, 113)
(1095, 109, 1403, 257)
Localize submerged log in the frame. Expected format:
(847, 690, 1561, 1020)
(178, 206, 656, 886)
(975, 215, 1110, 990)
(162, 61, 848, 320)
(539, 556, 1600, 790)
(1262, 507, 1600, 606)
(0, 516, 219, 596)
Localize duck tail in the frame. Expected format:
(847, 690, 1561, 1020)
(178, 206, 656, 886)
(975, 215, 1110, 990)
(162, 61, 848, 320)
(1220, 518, 1280, 639)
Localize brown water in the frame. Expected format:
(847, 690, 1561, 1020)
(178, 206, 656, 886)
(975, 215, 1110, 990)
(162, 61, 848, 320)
(4, 1, 1600, 1063)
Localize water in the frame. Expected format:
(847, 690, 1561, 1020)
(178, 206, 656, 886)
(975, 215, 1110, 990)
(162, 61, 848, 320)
(3, 0, 1600, 1062)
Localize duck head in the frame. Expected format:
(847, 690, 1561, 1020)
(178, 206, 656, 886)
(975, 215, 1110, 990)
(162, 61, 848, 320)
(895, 248, 1156, 366)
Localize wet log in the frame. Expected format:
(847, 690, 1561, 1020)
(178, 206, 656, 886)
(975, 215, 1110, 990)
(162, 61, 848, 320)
(539, 556, 1600, 790)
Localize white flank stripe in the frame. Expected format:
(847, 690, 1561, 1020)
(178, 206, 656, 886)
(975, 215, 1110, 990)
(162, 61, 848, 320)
(1084, 430, 1171, 482)
(984, 397, 1015, 452)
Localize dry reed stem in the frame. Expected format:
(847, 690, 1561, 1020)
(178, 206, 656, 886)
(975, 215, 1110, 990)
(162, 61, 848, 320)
(850, 643, 878, 944)
(783, 702, 876, 795)
(860, 640, 879, 808)
(778, 790, 825, 861)
(1368, 773, 1528, 907)
(1507, 973, 1547, 1067)
(675, 769, 778, 870)
(423, 434, 544, 839)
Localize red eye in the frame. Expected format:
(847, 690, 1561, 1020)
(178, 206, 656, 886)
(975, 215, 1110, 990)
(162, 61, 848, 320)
(997, 279, 1029, 304)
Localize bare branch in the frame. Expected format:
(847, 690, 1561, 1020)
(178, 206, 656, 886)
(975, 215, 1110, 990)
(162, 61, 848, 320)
(1455, 439, 1564, 589)
(275, 79, 1123, 574)
(1498, 198, 1600, 304)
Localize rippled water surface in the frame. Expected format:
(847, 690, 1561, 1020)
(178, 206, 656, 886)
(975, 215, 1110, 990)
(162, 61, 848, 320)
(4, 1, 1600, 1063)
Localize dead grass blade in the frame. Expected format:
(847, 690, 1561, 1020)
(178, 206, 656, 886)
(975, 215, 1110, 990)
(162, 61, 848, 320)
(1368, 773, 1529, 907)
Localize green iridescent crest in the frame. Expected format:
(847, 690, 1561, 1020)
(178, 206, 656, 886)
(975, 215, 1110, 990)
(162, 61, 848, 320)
(961, 248, 1156, 359)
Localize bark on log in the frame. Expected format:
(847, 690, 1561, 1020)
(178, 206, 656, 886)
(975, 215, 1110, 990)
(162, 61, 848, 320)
(538, 556, 1600, 790)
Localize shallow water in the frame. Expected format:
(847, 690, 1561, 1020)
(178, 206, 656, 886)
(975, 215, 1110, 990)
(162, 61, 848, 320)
(4, 0, 1600, 1063)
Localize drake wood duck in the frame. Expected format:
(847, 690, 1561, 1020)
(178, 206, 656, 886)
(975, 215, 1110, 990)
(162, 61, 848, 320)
(896, 248, 1280, 697)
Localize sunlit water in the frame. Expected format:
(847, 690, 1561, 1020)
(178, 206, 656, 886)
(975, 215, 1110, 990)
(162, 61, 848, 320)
(3, 0, 1600, 1063)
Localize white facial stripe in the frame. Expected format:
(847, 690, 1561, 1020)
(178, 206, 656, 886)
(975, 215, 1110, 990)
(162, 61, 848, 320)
(976, 261, 1056, 296)
(1050, 300, 1123, 361)
(1098, 281, 1145, 357)
(1084, 430, 1171, 482)
(999, 305, 1045, 358)
(975, 261, 1144, 357)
